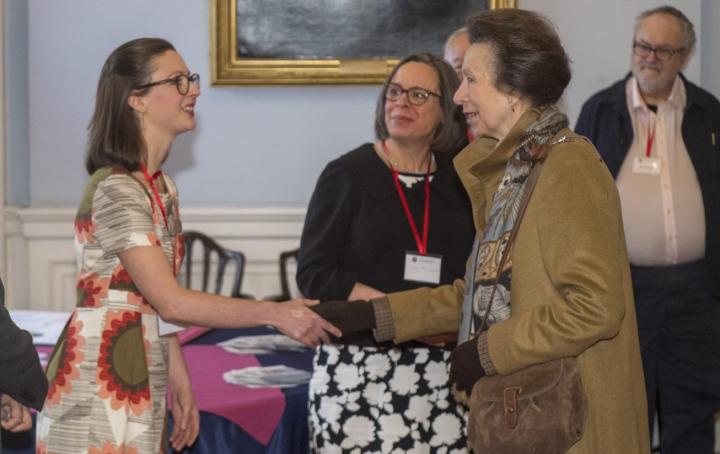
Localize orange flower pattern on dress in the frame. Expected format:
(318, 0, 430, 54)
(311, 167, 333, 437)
(77, 273, 109, 308)
(88, 442, 139, 454)
(110, 267, 143, 295)
(45, 316, 85, 406)
(97, 311, 151, 416)
(127, 291, 155, 314)
(174, 234, 185, 275)
(111, 267, 155, 312)
(38, 167, 183, 452)
(35, 439, 48, 454)
(75, 217, 96, 243)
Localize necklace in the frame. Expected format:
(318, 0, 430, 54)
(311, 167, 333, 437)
(379, 142, 434, 174)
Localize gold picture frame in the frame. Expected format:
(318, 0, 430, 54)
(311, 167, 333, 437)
(210, 0, 517, 85)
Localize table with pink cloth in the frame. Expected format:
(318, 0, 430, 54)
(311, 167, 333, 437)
(170, 326, 314, 454)
(179, 345, 285, 444)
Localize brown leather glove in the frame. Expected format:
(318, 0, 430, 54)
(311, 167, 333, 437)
(449, 336, 486, 397)
(310, 300, 375, 336)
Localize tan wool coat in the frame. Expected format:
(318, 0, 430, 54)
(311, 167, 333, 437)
(383, 109, 651, 453)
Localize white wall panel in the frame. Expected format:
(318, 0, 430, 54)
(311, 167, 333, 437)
(3, 207, 305, 311)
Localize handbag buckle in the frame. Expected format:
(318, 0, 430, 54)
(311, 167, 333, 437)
(503, 386, 521, 429)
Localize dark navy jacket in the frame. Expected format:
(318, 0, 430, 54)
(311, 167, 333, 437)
(0, 279, 48, 411)
(575, 74, 720, 298)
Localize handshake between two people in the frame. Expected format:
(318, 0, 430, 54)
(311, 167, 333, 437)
(309, 299, 377, 343)
(310, 299, 487, 397)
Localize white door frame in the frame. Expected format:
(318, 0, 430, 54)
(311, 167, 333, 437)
(0, 0, 7, 279)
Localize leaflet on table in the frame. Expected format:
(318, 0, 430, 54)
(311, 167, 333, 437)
(9, 310, 71, 345)
(158, 316, 186, 336)
(218, 333, 307, 355)
(177, 325, 212, 344)
(223, 365, 311, 388)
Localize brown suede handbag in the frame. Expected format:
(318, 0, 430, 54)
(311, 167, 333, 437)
(466, 156, 588, 454)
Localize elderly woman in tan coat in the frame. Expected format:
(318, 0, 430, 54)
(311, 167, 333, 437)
(313, 9, 650, 454)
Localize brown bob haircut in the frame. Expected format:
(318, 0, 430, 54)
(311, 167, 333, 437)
(467, 9, 571, 107)
(374, 52, 468, 157)
(86, 37, 175, 175)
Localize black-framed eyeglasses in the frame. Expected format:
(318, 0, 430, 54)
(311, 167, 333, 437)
(385, 83, 441, 106)
(632, 41, 686, 61)
(136, 73, 200, 95)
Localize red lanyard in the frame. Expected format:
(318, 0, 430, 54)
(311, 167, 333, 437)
(382, 141, 431, 255)
(467, 127, 475, 143)
(140, 164, 169, 230)
(646, 120, 656, 158)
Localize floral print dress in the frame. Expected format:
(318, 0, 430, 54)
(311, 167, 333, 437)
(36, 167, 184, 454)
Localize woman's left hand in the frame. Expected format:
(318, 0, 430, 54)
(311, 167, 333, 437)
(448, 336, 486, 397)
(169, 338, 200, 451)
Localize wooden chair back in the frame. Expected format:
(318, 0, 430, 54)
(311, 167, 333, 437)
(181, 230, 248, 298)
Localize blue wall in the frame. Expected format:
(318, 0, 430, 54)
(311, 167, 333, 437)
(11, 0, 378, 207)
(4, 0, 30, 206)
(4, 0, 714, 207)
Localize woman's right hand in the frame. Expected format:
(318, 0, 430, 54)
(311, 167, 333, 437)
(269, 298, 342, 347)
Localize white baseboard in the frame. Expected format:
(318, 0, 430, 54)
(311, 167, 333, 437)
(3, 206, 305, 311)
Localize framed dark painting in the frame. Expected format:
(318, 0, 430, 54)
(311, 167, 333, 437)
(211, 0, 517, 85)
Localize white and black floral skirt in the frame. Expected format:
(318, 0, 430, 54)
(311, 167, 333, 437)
(309, 343, 468, 453)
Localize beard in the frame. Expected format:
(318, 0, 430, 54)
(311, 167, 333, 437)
(633, 64, 676, 99)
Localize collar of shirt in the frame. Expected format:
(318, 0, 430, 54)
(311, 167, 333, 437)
(630, 75, 686, 113)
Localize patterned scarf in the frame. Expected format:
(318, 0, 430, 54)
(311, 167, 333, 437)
(470, 107, 569, 334)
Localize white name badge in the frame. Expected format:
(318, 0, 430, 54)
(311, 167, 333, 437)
(158, 317, 186, 337)
(632, 156, 661, 176)
(404, 251, 442, 285)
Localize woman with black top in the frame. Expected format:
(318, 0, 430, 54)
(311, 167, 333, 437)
(297, 52, 474, 452)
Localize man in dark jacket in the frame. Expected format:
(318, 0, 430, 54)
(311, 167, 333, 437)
(0, 278, 48, 442)
(576, 6, 720, 454)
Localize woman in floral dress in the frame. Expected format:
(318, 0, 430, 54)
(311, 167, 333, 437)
(35, 38, 340, 454)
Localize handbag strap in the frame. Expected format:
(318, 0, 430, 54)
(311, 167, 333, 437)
(476, 157, 544, 333)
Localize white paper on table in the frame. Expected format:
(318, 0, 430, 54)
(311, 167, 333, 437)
(218, 334, 307, 355)
(223, 365, 311, 388)
(158, 317, 186, 336)
(9, 310, 71, 345)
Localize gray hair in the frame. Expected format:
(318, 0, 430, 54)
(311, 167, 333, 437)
(444, 27, 469, 53)
(635, 6, 696, 50)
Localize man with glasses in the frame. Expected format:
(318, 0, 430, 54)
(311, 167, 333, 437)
(576, 6, 720, 453)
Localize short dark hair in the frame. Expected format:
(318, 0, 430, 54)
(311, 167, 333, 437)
(374, 52, 468, 157)
(635, 6, 696, 50)
(467, 9, 571, 107)
(86, 37, 176, 175)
